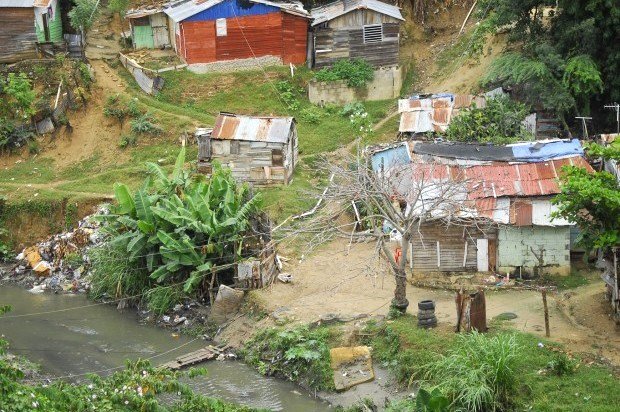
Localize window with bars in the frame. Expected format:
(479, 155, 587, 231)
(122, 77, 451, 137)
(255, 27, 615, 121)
(363, 24, 383, 44)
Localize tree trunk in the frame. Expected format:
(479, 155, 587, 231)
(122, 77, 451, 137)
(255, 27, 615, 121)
(392, 267, 409, 312)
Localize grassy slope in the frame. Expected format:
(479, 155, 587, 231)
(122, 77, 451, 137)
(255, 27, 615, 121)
(365, 315, 620, 411)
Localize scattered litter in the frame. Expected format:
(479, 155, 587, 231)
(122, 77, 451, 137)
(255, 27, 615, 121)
(538, 342, 545, 348)
(277, 273, 293, 283)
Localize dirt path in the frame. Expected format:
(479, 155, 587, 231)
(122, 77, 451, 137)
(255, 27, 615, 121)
(248, 239, 620, 364)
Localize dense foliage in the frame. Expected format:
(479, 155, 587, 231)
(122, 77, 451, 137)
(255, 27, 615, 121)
(243, 326, 334, 390)
(445, 96, 532, 144)
(69, 0, 100, 31)
(423, 332, 519, 411)
(553, 141, 620, 251)
(0, 73, 36, 151)
(92, 148, 260, 313)
(479, 0, 620, 126)
(315, 59, 375, 88)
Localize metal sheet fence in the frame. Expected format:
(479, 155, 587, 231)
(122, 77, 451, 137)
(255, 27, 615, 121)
(119, 52, 165, 95)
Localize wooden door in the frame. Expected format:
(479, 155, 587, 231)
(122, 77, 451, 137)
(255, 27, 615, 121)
(476, 239, 489, 272)
(151, 14, 170, 48)
(488, 238, 497, 272)
(42, 13, 50, 42)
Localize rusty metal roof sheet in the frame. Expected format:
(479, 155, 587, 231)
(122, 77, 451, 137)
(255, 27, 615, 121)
(211, 113, 294, 143)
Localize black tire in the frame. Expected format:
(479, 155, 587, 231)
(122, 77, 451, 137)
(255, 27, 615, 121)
(418, 300, 435, 310)
(418, 321, 437, 328)
(418, 309, 435, 316)
(417, 313, 435, 321)
(418, 317, 437, 325)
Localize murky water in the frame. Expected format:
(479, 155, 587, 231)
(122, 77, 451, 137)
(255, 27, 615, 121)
(0, 285, 332, 411)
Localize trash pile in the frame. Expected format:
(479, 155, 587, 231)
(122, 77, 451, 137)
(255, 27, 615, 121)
(6, 210, 107, 294)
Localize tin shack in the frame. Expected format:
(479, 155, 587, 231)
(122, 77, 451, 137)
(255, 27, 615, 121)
(197, 112, 298, 185)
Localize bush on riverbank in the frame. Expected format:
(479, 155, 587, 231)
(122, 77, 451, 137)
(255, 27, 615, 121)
(0, 337, 257, 411)
(242, 325, 334, 391)
(363, 315, 620, 411)
(90, 147, 260, 314)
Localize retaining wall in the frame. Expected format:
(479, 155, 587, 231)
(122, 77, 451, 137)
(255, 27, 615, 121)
(187, 55, 283, 74)
(308, 65, 403, 105)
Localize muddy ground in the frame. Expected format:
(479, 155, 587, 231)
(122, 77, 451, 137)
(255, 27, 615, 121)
(221, 239, 620, 366)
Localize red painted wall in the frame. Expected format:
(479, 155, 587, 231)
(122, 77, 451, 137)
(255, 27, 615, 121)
(177, 12, 307, 65)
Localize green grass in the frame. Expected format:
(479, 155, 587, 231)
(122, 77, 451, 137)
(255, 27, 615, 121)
(364, 315, 620, 411)
(540, 267, 593, 290)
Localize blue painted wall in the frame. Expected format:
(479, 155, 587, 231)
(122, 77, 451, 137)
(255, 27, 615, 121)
(184, 0, 278, 22)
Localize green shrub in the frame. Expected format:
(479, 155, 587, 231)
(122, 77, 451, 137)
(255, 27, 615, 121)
(445, 96, 532, 144)
(27, 139, 40, 155)
(546, 352, 578, 376)
(130, 113, 162, 135)
(300, 107, 323, 124)
(275, 80, 301, 111)
(119, 134, 137, 148)
(145, 285, 184, 315)
(315, 59, 375, 88)
(423, 331, 519, 411)
(243, 326, 334, 390)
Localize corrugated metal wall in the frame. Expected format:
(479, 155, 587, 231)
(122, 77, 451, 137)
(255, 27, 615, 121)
(498, 226, 570, 274)
(179, 12, 307, 64)
(0, 7, 37, 63)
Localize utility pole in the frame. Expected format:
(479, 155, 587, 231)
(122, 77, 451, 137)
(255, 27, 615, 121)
(575, 116, 592, 139)
(604, 103, 620, 134)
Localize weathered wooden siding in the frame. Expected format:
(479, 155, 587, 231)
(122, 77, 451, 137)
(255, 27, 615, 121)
(151, 13, 170, 48)
(313, 22, 399, 68)
(410, 224, 491, 273)
(178, 11, 307, 65)
(0, 7, 37, 63)
(202, 139, 295, 184)
(326, 9, 402, 29)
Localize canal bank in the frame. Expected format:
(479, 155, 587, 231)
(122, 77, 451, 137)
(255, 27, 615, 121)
(0, 285, 332, 411)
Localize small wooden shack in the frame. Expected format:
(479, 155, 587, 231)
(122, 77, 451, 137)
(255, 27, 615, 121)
(164, 0, 309, 65)
(197, 112, 298, 185)
(125, 8, 171, 49)
(0, 0, 64, 63)
(309, 0, 404, 68)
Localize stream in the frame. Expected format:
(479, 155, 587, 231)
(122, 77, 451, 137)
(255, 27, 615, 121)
(0, 285, 332, 411)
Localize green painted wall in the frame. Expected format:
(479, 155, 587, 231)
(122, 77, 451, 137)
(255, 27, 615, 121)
(133, 25, 155, 49)
(498, 226, 570, 275)
(35, 4, 63, 43)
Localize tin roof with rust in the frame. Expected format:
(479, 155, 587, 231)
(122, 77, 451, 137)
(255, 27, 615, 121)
(388, 156, 592, 224)
(311, 0, 405, 26)
(211, 113, 295, 143)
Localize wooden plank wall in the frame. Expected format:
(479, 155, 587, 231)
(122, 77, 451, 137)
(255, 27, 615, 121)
(313, 23, 399, 68)
(204, 139, 293, 184)
(0, 8, 38, 63)
(410, 223, 493, 273)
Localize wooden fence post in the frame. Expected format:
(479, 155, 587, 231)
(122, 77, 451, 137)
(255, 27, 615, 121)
(542, 289, 550, 337)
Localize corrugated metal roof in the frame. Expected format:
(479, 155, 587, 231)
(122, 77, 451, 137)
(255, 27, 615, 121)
(211, 113, 294, 143)
(165, 0, 308, 22)
(398, 93, 484, 133)
(0, 0, 35, 7)
(389, 157, 592, 225)
(310, 0, 404, 26)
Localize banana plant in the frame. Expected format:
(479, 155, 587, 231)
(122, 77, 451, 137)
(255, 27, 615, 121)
(95, 147, 261, 302)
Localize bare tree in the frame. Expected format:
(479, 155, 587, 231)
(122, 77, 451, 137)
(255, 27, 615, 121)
(282, 149, 485, 313)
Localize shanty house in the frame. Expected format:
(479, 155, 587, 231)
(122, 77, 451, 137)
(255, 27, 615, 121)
(0, 0, 63, 63)
(164, 0, 309, 66)
(197, 113, 298, 185)
(126, 8, 171, 49)
(309, 0, 405, 68)
(373, 139, 592, 276)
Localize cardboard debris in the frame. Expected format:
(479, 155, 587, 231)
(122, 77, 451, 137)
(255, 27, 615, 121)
(330, 346, 374, 391)
(210, 285, 244, 324)
(24, 246, 51, 277)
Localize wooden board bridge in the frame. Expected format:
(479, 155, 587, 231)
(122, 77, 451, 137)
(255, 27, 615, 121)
(160, 344, 231, 370)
